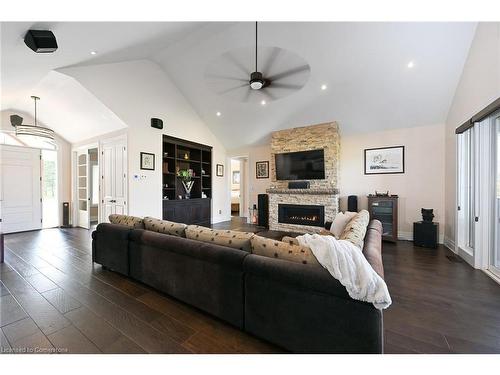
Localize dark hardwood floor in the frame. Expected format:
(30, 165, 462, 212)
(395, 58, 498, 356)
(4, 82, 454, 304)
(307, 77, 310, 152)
(1, 217, 500, 354)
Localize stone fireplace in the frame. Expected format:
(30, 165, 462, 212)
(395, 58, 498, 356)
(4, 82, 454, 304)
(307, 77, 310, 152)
(267, 122, 340, 233)
(278, 204, 325, 227)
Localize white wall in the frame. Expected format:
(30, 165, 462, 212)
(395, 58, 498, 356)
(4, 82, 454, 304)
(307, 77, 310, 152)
(61, 60, 230, 222)
(339, 123, 446, 242)
(444, 22, 500, 248)
(0, 110, 72, 226)
(229, 144, 272, 210)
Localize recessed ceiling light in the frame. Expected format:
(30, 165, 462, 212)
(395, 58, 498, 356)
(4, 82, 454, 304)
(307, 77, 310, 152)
(321, 84, 327, 91)
(261, 100, 266, 106)
(407, 61, 414, 68)
(216, 112, 221, 117)
(90, 51, 97, 55)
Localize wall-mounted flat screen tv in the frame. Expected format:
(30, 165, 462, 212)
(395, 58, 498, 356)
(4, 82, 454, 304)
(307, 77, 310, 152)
(275, 149, 325, 180)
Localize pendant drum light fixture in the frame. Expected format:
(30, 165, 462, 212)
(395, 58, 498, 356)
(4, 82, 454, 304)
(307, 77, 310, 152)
(15, 96, 55, 143)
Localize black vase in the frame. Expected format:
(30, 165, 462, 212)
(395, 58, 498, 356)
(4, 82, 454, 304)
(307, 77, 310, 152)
(421, 208, 434, 222)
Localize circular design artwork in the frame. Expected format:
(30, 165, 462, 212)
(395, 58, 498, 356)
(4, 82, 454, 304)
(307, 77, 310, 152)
(205, 46, 311, 103)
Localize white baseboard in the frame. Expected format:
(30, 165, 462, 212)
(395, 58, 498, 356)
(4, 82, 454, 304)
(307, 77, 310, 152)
(211, 215, 232, 224)
(443, 236, 456, 253)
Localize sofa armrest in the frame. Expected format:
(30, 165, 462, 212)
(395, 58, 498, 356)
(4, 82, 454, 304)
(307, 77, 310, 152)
(363, 219, 384, 279)
(92, 223, 132, 275)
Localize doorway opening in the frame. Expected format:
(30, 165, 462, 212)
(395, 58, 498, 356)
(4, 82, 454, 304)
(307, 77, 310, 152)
(229, 157, 249, 219)
(41, 149, 59, 228)
(73, 144, 99, 229)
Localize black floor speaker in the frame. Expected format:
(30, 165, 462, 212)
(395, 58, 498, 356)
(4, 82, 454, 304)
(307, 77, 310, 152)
(348, 195, 358, 212)
(61, 202, 71, 228)
(257, 194, 269, 228)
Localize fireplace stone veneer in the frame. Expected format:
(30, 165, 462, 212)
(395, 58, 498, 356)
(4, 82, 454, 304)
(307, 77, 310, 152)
(267, 122, 340, 233)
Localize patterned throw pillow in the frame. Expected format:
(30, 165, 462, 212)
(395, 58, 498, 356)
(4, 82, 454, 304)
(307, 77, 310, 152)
(330, 211, 357, 238)
(251, 235, 320, 266)
(143, 217, 187, 237)
(185, 225, 254, 252)
(340, 210, 370, 248)
(109, 214, 144, 229)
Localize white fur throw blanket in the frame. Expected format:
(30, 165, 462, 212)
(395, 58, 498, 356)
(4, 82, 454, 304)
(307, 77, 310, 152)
(297, 234, 392, 310)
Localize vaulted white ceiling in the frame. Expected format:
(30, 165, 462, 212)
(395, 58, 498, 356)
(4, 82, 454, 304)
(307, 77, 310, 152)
(153, 22, 477, 149)
(1, 22, 476, 147)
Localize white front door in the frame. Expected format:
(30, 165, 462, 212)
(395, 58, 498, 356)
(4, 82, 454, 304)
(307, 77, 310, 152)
(77, 150, 90, 229)
(491, 114, 500, 278)
(101, 138, 127, 222)
(0, 145, 42, 233)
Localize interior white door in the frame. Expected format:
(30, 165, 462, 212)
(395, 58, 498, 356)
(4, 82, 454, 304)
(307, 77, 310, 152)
(77, 150, 89, 229)
(0, 145, 42, 234)
(101, 138, 127, 222)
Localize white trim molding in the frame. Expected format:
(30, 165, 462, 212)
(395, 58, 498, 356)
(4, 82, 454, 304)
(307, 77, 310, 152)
(443, 236, 456, 253)
(398, 231, 444, 244)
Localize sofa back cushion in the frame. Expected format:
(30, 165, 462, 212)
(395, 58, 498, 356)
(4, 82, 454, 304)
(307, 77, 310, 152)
(185, 225, 254, 252)
(109, 214, 144, 229)
(144, 217, 187, 237)
(340, 210, 370, 248)
(251, 235, 320, 266)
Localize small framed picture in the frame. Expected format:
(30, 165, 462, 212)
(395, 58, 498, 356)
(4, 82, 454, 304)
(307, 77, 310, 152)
(256, 161, 269, 179)
(364, 146, 404, 175)
(216, 164, 224, 177)
(140, 152, 155, 170)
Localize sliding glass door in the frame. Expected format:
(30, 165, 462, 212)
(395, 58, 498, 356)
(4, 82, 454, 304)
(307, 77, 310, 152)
(457, 127, 477, 264)
(491, 114, 500, 278)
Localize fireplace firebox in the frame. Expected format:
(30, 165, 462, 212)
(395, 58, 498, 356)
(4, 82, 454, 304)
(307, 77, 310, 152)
(278, 204, 325, 227)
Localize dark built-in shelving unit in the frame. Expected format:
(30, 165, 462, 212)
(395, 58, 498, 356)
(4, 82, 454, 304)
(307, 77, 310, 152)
(162, 135, 212, 226)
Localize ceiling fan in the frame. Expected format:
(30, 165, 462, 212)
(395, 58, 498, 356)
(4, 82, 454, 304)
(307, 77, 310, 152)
(206, 22, 310, 102)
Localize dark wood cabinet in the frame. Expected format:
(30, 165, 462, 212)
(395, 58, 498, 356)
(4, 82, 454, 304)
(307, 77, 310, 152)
(367, 195, 398, 242)
(162, 135, 212, 226)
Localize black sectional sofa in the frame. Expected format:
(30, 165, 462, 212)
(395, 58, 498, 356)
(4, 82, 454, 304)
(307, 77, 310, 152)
(92, 220, 385, 353)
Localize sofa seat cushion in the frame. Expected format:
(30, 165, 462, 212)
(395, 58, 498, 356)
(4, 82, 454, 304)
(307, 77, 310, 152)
(109, 214, 144, 229)
(250, 235, 320, 267)
(185, 225, 254, 252)
(144, 216, 187, 237)
(340, 210, 370, 248)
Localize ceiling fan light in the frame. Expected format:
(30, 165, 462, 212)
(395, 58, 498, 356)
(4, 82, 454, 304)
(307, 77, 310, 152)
(249, 71, 264, 90)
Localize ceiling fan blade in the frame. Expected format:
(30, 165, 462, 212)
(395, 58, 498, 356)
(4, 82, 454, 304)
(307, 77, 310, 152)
(217, 83, 248, 95)
(270, 82, 303, 90)
(205, 73, 247, 82)
(261, 88, 277, 101)
(223, 52, 251, 77)
(261, 48, 282, 76)
(267, 65, 310, 82)
(242, 88, 252, 102)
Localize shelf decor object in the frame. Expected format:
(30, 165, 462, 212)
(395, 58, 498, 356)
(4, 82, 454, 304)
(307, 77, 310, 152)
(367, 194, 399, 242)
(364, 146, 404, 175)
(178, 169, 195, 199)
(162, 135, 212, 225)
(140, 152, 155, 170)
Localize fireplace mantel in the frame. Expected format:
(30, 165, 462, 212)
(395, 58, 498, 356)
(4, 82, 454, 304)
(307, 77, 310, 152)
(267, 188, 339, 195)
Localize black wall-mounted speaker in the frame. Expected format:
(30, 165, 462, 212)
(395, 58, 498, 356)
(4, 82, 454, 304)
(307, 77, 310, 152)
(151, 118, 163, 129)
(257, 194, 269, 228)
(348, 195, 358, 212)
(10, 115, 23, 127)
(24, 30, 58, 53)
(288, 181, 310, 189)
